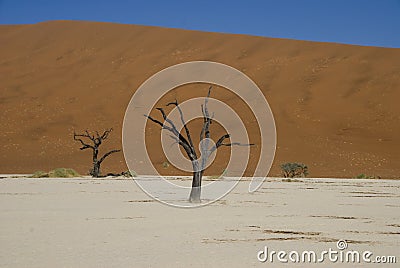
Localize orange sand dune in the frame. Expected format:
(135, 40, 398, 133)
(1, 20, 399, 178)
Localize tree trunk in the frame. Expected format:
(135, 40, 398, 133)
(91, 147, 100, 177)
(91, 162, 101, 178)
(189, 170, 203, 203)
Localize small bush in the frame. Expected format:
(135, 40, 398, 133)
(281, 163, 308, 178)
(30, 171, 49, 178)
(162, 161, 170, 168)
(31, 168, 80, 178)
(356, 174, 367, 179)
(49, 168, 80, 178)
(65, 168, 80, 177)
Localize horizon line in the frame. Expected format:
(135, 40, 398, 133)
(1, 19, 399, 49)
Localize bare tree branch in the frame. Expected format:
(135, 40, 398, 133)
(200, 86, 213, 141)
(209, 134, 230, 154)
(145, 113, 196, 161)
(99, 149, 121, 164)
(155, 108, 184, 139)
(219, 142, 255, 147)
(145, 114, 170, 130)
(156, 107, 168, 120)
(200, 104, 206, 141)
(215, 133, 230, 148)
(74, 131, 92, 140)
(206, 86, 212, 102)
(156, 108, 179, 134)
(198, 86, 215, 171)
(168, 134, 180, 147)
(84, 130, 95, 142)
(204, 87, 212, 140)
(73, 131, 94, 150)
(101, 128, 113, 140)
(209, 133, 254, 154)
(167, 100, 196, 156)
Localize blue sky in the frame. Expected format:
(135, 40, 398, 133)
(0, 0, 399, 48)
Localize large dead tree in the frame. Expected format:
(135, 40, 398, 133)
(146, 87, 253, 203)
(73, 128, 121, 177)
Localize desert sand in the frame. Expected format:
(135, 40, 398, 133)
(1, 21, 400, 178)
(0, 177, 398, 267)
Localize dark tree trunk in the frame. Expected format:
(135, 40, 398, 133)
(189, 170, 203, 203)
(91, 147, 100, 177)
(91, 162, 101, 178)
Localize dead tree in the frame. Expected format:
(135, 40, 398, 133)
(73, 128, 121, 178)
(146, 87, 253, 203)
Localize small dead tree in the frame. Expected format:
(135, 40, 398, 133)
(146, 87, 253, 203)
(73, 128, 121, 177)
